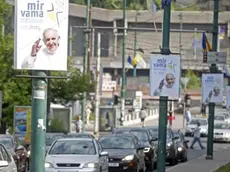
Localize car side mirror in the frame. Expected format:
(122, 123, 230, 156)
(184, 140, 189, 143)
(137, 146, 145, 150)
(0, 161, 8, 167)
(100, 151, 108, 157)
(173, 136, 179, 140)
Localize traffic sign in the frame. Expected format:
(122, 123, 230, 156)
(207, 52, 227, 64)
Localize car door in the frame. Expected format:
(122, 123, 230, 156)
(96, 141, 108, 171)
(0, 145, 16, 172)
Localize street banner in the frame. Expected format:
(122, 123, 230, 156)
(202, 74, 223, 104)
(14, 106, 32, 143)
(226, 86, 230, 109)
(14, 0, 69, 71)
(149, 54, 181, 98)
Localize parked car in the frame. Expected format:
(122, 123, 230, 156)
(172, 129, 189, 162)
(216, 113, 230, 123)
(45, 138, 109, 172)
(185, 118, 208, 137)
(213, 121, 230, 143)
(98, 134, 145, 172)
(214, 115, 229, 124)
(0, 142, 17, 172)
(64, 133, 95, 139)
(112, 127, 157, 170)
(0, 135, 28, 172)
(146, 126, 179, 165)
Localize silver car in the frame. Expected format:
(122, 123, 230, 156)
(185, 118, 208, 137)
(214, 114, 229, 123)
(0, 143, 17, 172)
(45, 138, 109, 172)
(213, 122, 230, 142)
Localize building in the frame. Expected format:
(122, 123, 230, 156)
(69, 4, 230, 80)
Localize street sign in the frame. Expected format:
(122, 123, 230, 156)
(181, 77, 190, 88)
(207, 52, 227, 64)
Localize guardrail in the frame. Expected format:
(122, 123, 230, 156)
(123, 108, 159, 126)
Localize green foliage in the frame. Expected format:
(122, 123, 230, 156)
(184, 70, 201, 89)
(215, 162, 230, 172)
(50, 56, 95, 105)
(0, 1, 31, 126)
(49, 118, 66, 132)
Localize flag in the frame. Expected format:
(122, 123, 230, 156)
(219, 25, 226, 40)
(138, 58, 147, 68)
(162, 0, 171, 9)
(192, 32, 202, 49)
(127, 56, 132, 65)
(202, 32, 212, 52)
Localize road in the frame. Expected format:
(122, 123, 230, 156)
(125, 107, 230, 171)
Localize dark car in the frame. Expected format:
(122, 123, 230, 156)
(172, 129, 189, 162)
(0, 134, 28, 172)
(112, 127, 157, 170)
(64, 133, 95, 139)
(99, 134, 145, 172)
(146, 126, 179, 165)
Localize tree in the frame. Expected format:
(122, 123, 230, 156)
(50, 56, 95, 105)
(0, 0, 31, 132)
(184, 70, 201, 89)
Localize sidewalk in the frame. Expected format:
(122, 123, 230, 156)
(166, 148, 230, 172)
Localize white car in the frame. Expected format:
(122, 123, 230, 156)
(0, 143, 17, 172)
(213, 122, 230, 142)
(214, 114, 229, 123)
(185, 118, 208, 137)
(45, 138, 109, 172)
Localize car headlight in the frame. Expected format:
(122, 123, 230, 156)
(178, 147, 183, 152)
(144, 147, 150, 153)
(44, 162, 54, 168)
(84, 162, 98, 168)
(27, 151, 31, 156)
(167, 142, 172, 147)
(122, 155, 134, 161)
(224, 133, 230, 137)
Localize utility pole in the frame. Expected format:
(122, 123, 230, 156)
(121, 0, 127, 126)
(30, 71, 47, 172)
(94, 32, 101, 135)
(157, 1, 171, 172)
(133, 11, 137, 77)
(206, 0, 219, 160)
(88, 4, 93, 80)
(82, 0, 91, 132)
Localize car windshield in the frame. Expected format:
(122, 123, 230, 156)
(148, 128, 170, 139)
(46, 135, 64, 146)
(49, 140, 96, 155)
(99, 136, 135, 149)
(214, 123, 230, 129)
(66, 134, 91, 138)
(214, 116, 225, 121)
(190, 119, 207, 125)
(0, 137, 14, 149)
(130, 130, 149, 141)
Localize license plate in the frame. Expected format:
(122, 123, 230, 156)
(109, 163, 119, 167)
(214, 136, 223, 139)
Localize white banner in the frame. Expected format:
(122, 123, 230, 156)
(149, 55, 181, 98)
(14, 0, 69, 71)
(202, 74, 223, 103)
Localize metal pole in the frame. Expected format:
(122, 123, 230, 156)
(69, 25, 73, 57)
(94, 32, 101, 135)
(206, 0, 219, 160)
(179, 13, 185, 128)
(92, 28, 95, 59)
(30, 71, 47, 172)
(133, 11, 137, 77)
(194, 28, 197, 60)
(82, 0, 90, 132)
(88, 4, 92, 79)
(157, 1, 171, 171)
(120, 0, 126, 126)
